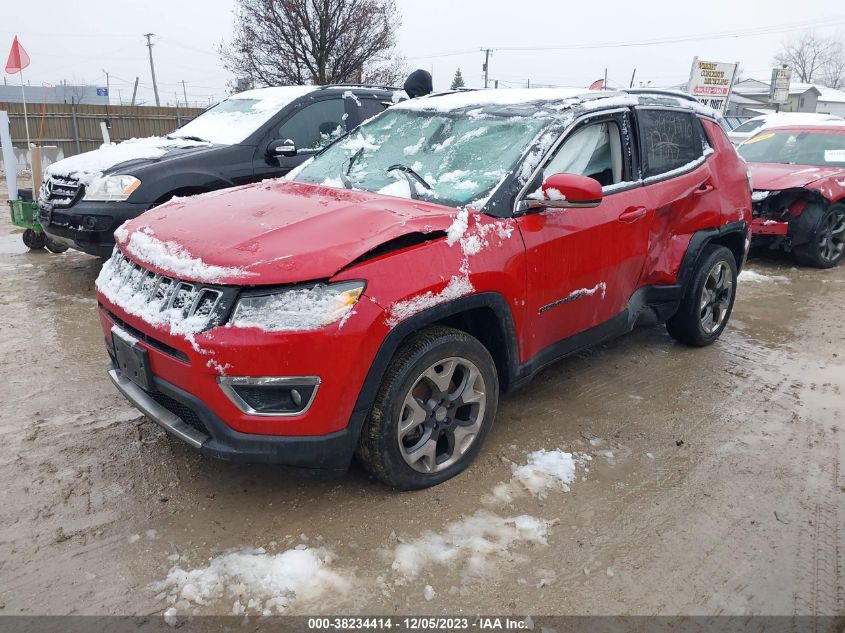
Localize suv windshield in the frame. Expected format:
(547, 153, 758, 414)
(294, 109, 549, 208)
(169, 87, 312, 145)
(738, 130, 845, 167)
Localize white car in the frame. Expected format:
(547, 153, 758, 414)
(728, 112, 843, 145)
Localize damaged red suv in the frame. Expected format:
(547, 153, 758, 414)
(739, 123, 845, 267)
(97, 88, 751, 489)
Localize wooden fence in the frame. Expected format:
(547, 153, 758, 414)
(1, 102, 206, 157)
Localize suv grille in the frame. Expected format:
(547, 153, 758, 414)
(106, 250, 229, 331)
(41, 176, 83, 208)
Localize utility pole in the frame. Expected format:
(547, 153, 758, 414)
(181, 80, 188, 108)
(130, 76, 139, 106)
(144, 33, 161, 106)
(481, 48, 493, 89)
(102, 69, 110, 104)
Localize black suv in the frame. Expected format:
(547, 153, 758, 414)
(39, 84, 399, 257)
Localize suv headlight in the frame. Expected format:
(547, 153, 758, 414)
(83, 175, 141, 201)
(230, 281, 365, 332)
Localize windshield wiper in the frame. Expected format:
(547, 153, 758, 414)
(387, 164, 432, 200)
(167, 134, 210, 143)
(340, 148, 365, 189)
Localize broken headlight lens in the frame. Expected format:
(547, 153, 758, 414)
(84, 175, 141, 201)
(229, 281, 365, 332)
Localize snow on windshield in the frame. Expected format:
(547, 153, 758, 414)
(171, 86, 314, 145)
(294, 109, 548, 208)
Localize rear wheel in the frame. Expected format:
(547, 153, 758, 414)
(666, 245, 737, 347)
(794, 204, 845, 268)
(356, 326, 498, 490)
(22, 229, 46, 250)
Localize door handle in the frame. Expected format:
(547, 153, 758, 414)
(693, 183, 715, 196)
(618, 206, 648, 223)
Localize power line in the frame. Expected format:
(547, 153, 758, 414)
(405, 14, 845, 60)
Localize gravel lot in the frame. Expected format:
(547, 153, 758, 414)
(0, 177, 842, 617)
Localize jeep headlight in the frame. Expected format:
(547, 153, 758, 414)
(230, 281, 365, 332)
(83, 175, 141, 201)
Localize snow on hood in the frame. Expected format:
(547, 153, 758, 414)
(748, 162, 845, 192)
(45, 137, 212, 186)
(116, 180, 463, 285)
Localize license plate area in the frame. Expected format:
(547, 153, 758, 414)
(112, 326, 153, 391)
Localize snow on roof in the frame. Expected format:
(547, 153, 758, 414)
(225, 85, 316, 106)
(394, 88, 617, 112)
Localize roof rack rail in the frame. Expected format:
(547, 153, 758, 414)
(316, 83, 399, 91)
(625, 88, 700, 103)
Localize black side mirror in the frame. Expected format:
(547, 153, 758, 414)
(267, 139, 297, 158)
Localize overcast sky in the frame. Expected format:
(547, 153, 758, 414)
(3, 0, 843, 107)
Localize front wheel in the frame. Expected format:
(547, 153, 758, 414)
(356, 326, 499, 490)
(666, 245, 738, 347)
(22, 229, 46, 250)
(794, 204, 845, 268)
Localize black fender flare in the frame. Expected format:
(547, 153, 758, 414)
(677, 220, 748, 289)
(345, 291, 520, 445)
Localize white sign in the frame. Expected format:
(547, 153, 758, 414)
(769, 68, 792, 105)
(687, 57, 739, 113)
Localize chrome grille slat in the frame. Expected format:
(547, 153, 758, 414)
(106, 251, 221, 329)
(42, 176, 82, 208)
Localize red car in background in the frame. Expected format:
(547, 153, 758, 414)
(96, 88, 751, 489)
(738, 123, 845, 267)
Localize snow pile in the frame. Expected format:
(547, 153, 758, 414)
(738, 269, 789, 283)
(446, 208, 470, 246)
(391, 511, 550, 578)
(386, 276, 474, 328)
(155, 545, 351, 617)
(751, 191, 771, 202)
(488, 449, 592, 504)
(118, 226, 254, 283)
(45, 137, 211, 186)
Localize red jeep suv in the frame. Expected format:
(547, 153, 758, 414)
(96, 88, 751, 489)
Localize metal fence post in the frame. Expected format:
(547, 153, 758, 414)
(70, 101, 81, 154)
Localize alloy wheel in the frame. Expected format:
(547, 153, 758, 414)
(818, 209, 845, 263)
(700, 261, 733, 334)
(397, 357, 487, 474)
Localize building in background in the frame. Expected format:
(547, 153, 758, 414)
(726, 78, 845, 116)
(0, 83, 108, 105)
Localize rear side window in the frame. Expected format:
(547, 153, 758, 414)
(732, 119, 765, 134)
(637, 109, 703, 178)
(357, 96, 389, 122)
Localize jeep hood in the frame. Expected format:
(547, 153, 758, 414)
(749, 162, 845, 191)
(116, 180, 459, 285)
(45, 136, 218, 186)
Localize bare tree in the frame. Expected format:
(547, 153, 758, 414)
(774, 32, 844, 86)
(821, 41, 845, 89)
(221, 0, 401, 87)
(362, 53, 409, 86)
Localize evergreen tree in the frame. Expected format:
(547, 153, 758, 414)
(451, 68, 465, 90)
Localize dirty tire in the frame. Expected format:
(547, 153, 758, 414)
(667, 244, 737, 347)
(22, 229, 46, 250)
(794, 204, 845, 268)
(356, 326, 498, 490)
(45, 238, 69, 254)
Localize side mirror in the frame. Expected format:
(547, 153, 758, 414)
(267, 139, 297, 158)
(517, 173, 603, 213)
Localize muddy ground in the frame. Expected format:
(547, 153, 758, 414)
(0, 177, 842, 618)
